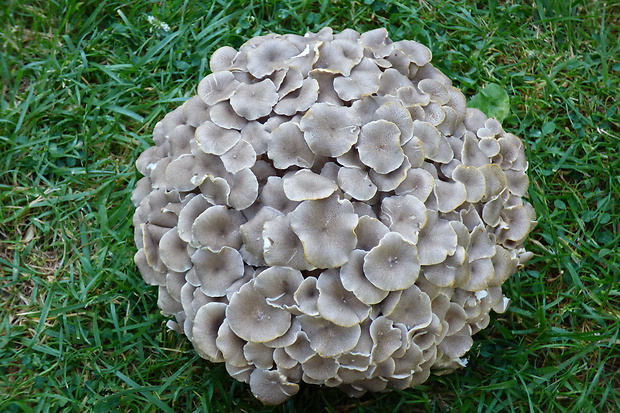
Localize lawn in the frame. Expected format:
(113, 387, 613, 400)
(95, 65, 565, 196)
(1, 0, 619, 412)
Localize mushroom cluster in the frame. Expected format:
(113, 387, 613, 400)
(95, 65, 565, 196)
(132, 27, 536, 405)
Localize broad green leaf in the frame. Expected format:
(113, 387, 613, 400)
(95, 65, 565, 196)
(468, 83, 510, 122)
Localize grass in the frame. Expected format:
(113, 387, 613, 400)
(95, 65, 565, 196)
(0, 0, 618, 411)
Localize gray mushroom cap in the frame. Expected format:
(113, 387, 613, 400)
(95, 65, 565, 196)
(383, 284, 432, 329)
(274, 67, 304, 97)
(265, 318, 303, 349)
(359, 28, 393, 57)
(158, 227, 192, 272)
(423, 246, 468, 287)
(374, 102, 414, 144)
(478, 136, 501, 157)
(181, 96, 211, 127)
(230, 79, 279, 120)
(378, 68, 411, 95)
(357, 120, 404, 174)
(417, 216, 459, 266)
(254, 266, 304, 309)
(243, 342, 274, 370)
(314, 39, 363, 76)
(141, 223, 171, 273)
(239, 206, 283, 264)
(288, 195, 358, 268)
(369, 156, 411, 192)
(340, 249, 389, 305)
(198, 71, 240, 105)
(227, 280, 292, 343)
(215, 320, 249, 369)
(249, 368, 300, 406)
(274, 77, 319, 116)
(209, 46, 237, 72)
(191, 205, 245, 251)
(294, 277, 320, 316)
(268, 121, 315, 169)
(241, 121, 269, 156)
(370, 316, 404, 363)
(134, 248, 166, 286)
(395, 167, 435, 202)
(164, 154, 198, 192)
(284, 331, 315, 363)
(434, 180, 467, 213)
(363, 232, 421, 291)
(394, 39, 432, 66)
(479, 164, 508, 200)
(438, 325, 474, 360)
(191, 246, 244, 297)
(302, 354, 340, 382)
(220, 140, 256, 173)
(299, 102, 361, 157)
(316, 269, 370, 327)
(298, 314, 361, 357)
(199, 176, 230, 206)
(157, 285, 182, 316)
(337, 166, 377, 201)
(380, 194, 428, 243)
(462, 131, 490, 167)
(195, 121, 242, 156)
(452, 164, 486, 203)
(418, 78, 449, 105)
(283, 169, 338, 201)
(227, 167, 259, 210)
(262, 214, 314, 271)
(309, 69, 342, 104)
(497, 204, 533, 244)
(246, 38, 301, 78)
(177, 195, 212, 243)
(192, 302, 227, 362)
(333, 57, 382, 101)
(354, 215, 390, 251)
(210, 100, 248, 130)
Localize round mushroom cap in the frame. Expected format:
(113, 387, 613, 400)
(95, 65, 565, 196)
(288, 195, 358, 268)
(132, 27, 535, 405)
(198, 71, 239, 105)
(275, 77, 320, 116)
(333, 57, 382, 101)
(357, 120, 404, 174)
(249, 368, 300, 405)
(209, 46, 237, 72)
(299, 102, 362, 157)
(191, 205, 245, 251)
(380, 194, 428, 243)
(262, 215, 314, 271)
(370, 316, 404, 363)
(363, 232, 421, 291)
(298, 314, 361, 357)
(340, 249, 389, 305)
(417, 217, 459, 266)
(254, 266, 304, 309)
(227, 281, 292, 343)
(191, 246, 245, 297)
(246, 38, 301, 78)
(316, 269, 370, 327)
(192, 302, 227, 362)
(283, 169, 338, 201)
(268, 121, 315, 169)
(230, 79, 279, 120)
(158, 227, 192, 272)
(195, 121, 241, 156)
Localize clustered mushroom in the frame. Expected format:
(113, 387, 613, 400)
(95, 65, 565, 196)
(132, 27, 536, 405)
